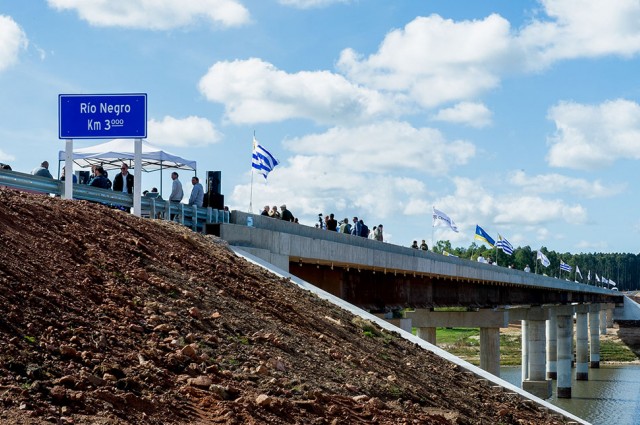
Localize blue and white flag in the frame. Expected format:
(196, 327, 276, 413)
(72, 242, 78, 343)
(537, 250, 550, 267)
(432, 207, 458, 232)
(602, 276, 609, 284)
(496, 234, 513, 255)
(252, 137, 279, 180)
(560, 260, 572, 272)
(474, 225, 495, 247)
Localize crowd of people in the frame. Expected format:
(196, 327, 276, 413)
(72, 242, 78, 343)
(23, 159, 213, 213)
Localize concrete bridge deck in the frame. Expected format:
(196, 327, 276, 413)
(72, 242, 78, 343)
(213, 211, 622, 310)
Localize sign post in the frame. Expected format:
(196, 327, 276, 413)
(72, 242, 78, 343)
(58, 93, 147, 215)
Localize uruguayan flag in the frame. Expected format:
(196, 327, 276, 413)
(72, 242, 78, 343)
(496, 234, 513, 255)
(560, 260, 572, 272)
(252, 137, 279, 179)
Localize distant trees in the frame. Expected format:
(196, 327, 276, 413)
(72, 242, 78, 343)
(433, 241, 639, 290)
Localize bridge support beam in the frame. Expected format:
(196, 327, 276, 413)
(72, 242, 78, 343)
(606, 304, 615, 328)
(589, 304, 601, 369)
(575, 305, 589, 381)
(520, 308, 552, 399)
(546, 308, 557, 380)
(556, 305, 574, 398)
(521, 320, 528, 382)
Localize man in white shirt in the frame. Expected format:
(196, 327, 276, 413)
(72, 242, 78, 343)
(169, 172, 183, 202)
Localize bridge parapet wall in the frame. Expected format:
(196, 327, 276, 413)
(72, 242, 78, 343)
(226, 211, 619, 302)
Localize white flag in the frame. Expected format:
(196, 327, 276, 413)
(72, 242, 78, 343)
(432, 207, 458, 232)
(602, 276, 609, 284)
(588, 270, 591, 281)
(609, 279, 617, 286)
(595, 274, 601, 283)
(575, 265, 583, 279)
(536, 250, 550, 267)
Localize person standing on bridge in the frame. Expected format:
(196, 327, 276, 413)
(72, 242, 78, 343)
(188, 176, 204, 208)
(32, 161, 53, 179)
(373, 224, 383, 241)
(113, 163, 134, 195)
(420, 240, 428, 250)
(280, 204, 295, 222)
(89, 166, 111, 189)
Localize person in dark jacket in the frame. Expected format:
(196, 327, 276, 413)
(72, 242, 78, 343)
(89, 166, 111, 189)
(280, 204, 294, 222)
(113, 163, 134, 194)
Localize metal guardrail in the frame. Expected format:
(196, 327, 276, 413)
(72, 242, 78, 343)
(0, 169, 229, 231)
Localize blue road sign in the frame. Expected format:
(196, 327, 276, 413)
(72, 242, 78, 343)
(59, 93, 147, 139)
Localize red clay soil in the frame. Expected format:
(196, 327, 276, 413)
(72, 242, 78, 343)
(0, 188, 570, 424)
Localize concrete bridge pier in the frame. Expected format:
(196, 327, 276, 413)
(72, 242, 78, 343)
(546, 308, 557, 380)
(416, 327, 436, 344)
(521, 308, 552, 399)
(599, 309, 607, 335)
(606, 304, 615, 328)
(556, 305, 575, 398)
(405, 309, 507, 377)
(589, 304, 601, 369)
(575, 305, 589, 380)
(521, 320, 528, 382)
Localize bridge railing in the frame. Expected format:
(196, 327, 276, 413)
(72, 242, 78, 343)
(0, 169, 230, 230)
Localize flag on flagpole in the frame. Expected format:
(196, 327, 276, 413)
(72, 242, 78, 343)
(575, 265, 583, 279)
(474, 225, 495, 247)
(496, 234, 514, 255)
(609, 279, 617, 286)
(560, 260, 572, 272)
(602, 276, 609, 284)
(595, 274, 601, 283)
(537, 250, 550, 267)
(443, 250, 458, 257)
(432, 207, 459, 232)
(587, 270, 591, 281)
(252, 137, 279, 179)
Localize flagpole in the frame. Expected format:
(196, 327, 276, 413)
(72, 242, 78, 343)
(249, 131, 255, 213)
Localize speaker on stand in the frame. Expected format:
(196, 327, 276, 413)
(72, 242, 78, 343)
(206, 171, 224, 210)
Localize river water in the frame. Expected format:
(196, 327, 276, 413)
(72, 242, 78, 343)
(500, 365, 640, 425)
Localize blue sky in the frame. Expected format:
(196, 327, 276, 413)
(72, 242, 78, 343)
(2, 0, 640, 254)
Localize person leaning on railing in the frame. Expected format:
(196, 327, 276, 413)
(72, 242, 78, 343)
(88, 166, 112, 190)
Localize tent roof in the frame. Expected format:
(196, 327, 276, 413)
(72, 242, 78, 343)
(58, 139, 197, 172)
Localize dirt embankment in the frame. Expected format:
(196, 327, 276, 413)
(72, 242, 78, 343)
(0, 188, 569, 424)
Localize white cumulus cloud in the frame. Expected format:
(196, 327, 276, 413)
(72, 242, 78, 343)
(509, 170, 625, 198)
(337, 14, 512, 108)
(0, 15, 28, 72)
(199, 58, 402, 125)
(278, 0, 352, 8)
(518, 0, 640, 68)
(431, 102, 492, 128)
(148, 116, 222, 147)
(546, 99, 640, 170)
(47, 0, 250, 29)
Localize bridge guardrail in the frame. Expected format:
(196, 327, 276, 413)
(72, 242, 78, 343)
(0, 169, 230, 230)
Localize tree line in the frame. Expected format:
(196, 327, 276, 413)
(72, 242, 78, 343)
(432, 240, 639, 291)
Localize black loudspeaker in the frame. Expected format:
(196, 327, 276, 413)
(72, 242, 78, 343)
(208, 193, 224, 210)
(207, 171, 221, 194)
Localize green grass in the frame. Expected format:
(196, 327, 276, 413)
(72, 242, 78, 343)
(411, 327, 639, 365)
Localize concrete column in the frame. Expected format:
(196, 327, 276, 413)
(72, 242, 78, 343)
(480, 327, 500, 377)
(416, 327, 436, 345)
(546, 310, 557, 379)
(589, 305, 601, 368)
(522, 318, 552, 399)
(575, 306, 589, 380)
(606, 307, 614, 328)
(556, 306, 574, 398)
(521, 320, 529, 382)
(599, 309, 607, 335)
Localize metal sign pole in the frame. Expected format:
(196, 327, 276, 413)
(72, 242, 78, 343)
(64, 139, 74, 200)
(134, 138, 142, 217)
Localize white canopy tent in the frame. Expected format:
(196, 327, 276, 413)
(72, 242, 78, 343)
(57, 139, 197, 194)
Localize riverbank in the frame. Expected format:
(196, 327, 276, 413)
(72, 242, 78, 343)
(434, 323, 640, 366)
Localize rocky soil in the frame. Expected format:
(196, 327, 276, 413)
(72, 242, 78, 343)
(0, 188, 571, 424)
